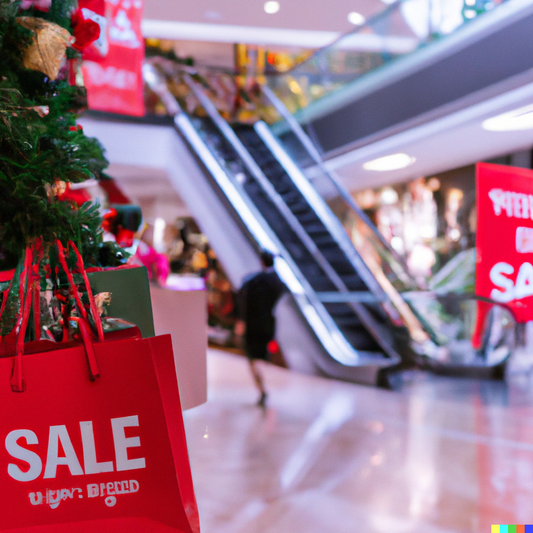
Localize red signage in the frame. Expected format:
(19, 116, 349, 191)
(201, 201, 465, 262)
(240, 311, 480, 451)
(476, 162, 533, 322)
(81, 0, 145, 117)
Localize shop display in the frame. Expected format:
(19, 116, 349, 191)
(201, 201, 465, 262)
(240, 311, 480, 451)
(349, 170, 477, 288)
(0, 3, 200, 530)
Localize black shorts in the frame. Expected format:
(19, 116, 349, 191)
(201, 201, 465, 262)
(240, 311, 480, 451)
(244, 340, 269, 361)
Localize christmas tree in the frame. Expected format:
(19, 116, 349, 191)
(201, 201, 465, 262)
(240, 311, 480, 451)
(0, 0, 108, 271)
(0, 0, 117, 343)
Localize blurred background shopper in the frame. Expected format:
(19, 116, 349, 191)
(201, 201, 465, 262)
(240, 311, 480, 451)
(236, 251, 286, 408)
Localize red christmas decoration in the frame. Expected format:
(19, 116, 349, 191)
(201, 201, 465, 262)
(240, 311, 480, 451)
(71, 8, 101, 51)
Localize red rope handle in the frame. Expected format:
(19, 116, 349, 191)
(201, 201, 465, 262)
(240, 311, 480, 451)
(11, 247, 33, 392)
(71, 242, 104, 342)
(56, 241, 89, 322)
(0, 275, 14, 326)
(9, 239, 105, 392)
(56, 240, 104, 342)
(31, 239, 44, 342)
(56, 240, 103, 379)
(70, 317, 100, 380)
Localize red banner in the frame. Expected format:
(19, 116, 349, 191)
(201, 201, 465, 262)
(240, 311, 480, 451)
(81, 0, 145, 117)
(476, 162, 533, 322)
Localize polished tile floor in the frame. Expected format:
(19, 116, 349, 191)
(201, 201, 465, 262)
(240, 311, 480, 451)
(183, 350, 533, 533)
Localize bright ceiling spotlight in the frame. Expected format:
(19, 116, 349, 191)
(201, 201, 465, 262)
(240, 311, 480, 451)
(482, 104, 533, 132)
(264, 1, 280, 14)
(347, 11, 365, 25)
(363, 153, 416, 171)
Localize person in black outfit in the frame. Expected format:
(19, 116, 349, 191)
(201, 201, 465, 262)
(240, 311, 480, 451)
(236, 251, 286, 408)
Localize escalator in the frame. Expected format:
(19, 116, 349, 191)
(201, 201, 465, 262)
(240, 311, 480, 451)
(143, 64, 516, 385)
(229, 122, 388, 355)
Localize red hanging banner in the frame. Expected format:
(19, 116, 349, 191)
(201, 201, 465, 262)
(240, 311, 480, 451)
(476, 162, 533, 322)
(81, 0, 145, 117)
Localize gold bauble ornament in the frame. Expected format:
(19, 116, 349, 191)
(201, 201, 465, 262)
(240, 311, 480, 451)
(16, 17, 73, 80)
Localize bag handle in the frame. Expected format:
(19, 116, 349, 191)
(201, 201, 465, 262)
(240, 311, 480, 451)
(56, 240, 103, 380)
(11, 240, 104, 391)
(11, 246, 33, 392)
(56, 240, 104, 342)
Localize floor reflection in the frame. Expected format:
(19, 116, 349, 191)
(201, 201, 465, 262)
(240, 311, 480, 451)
(183, 350, 533, 533)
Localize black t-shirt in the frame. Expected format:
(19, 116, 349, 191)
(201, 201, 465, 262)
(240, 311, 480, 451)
(238, 269, 286, 342)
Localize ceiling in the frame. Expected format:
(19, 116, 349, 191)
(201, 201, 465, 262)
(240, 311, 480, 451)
(141, 0, 418, 53)
(144, 0, 388, 33)
(314, 74, 533, 192)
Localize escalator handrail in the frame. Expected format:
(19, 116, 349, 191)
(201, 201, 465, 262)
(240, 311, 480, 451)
(260, 83, 420, 290)
(254, 120, 386, 299)
(183, 73, 358, 296)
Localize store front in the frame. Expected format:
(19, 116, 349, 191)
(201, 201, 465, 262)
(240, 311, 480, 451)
(334, 151, 532, 292)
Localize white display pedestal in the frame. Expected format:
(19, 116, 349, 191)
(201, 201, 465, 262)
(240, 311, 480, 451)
(150, 286, 207, 410)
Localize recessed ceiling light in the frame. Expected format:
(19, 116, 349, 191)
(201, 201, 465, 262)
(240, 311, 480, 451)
(347, 11, 365, 25)
(363, 153, 416, 171)
(264, 1, 280, 14)
(482, 104, 533, 132)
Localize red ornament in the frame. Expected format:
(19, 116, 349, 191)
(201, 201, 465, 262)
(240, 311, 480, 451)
(102, 207, 118, 234)
(71, 9, 101, 51)
(57, 182, 92, 207)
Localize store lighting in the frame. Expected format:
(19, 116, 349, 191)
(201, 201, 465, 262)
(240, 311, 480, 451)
(153, 217, 166, 253)
(449, 228, 461, 241)
(419, 224, 436, 239)
(363, 153, 416, 171)
(264, 1, 280, 14)
(390, 236, 404, 253)
(347, 12, 365, 25)
(464, 9, 477, 19)
(380, 187, 398, 204)
(482, 104, 533, 132)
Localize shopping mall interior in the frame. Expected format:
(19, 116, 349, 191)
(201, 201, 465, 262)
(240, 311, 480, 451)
(2, 0, 533, 531)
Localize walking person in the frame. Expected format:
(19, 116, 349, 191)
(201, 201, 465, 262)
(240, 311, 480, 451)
(236, 251, 286, 408)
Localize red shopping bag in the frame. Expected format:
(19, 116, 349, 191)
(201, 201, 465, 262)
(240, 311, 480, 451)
(0, 333, 200, 532)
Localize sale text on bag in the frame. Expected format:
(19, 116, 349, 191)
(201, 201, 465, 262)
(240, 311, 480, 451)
(5, 415, 145, 481)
